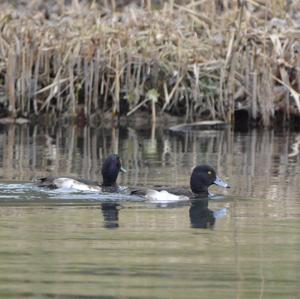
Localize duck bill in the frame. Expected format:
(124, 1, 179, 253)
(120, 166, 127, 173)
(214, 176, 230, 188)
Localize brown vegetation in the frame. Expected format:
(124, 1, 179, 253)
(0, 0, 300, 127)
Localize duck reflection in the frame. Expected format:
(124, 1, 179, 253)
(189, 199, 227, 229)
(100, 203, 120, 229)
(100, 198, 227, 230)
(189, 199, 215, 229)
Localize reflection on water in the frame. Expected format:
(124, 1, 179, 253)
(1, 125, 300, 200)
(101, 203, 120, 229)
(1, 124, 300, 298)
(189, 199, 216, 229)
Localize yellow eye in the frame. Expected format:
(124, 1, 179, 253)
(208, 171, 212, 175)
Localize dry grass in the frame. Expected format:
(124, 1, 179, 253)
(0, 0, 300, 126)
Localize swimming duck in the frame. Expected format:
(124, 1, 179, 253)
(36, 154, 126, 192)
(132, 165, 230, 202)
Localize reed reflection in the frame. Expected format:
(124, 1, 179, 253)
(1, 124, 300, 201)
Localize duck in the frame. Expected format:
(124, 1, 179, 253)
(36, 154, 126, 192)
(132, 164, 230, 202)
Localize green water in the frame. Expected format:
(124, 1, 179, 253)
(0, 125, 300, 298)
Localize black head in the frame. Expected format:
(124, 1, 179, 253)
(190, 165, 229, 194)
(101, 154, 126, 187)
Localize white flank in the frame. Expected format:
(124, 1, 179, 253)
(145, 190, 189, 202)
(53, 178, 102, 192)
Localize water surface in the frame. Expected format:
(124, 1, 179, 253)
(0, 125, 300, 298)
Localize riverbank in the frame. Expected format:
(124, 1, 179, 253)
(0, 0, 300, 127)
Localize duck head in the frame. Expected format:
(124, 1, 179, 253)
(101, 154, 126, 186)
(190, 165, 229, 194)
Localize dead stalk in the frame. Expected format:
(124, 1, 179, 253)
(0, 0, 299, 126)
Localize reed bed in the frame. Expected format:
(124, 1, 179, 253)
(0, 0, 300, 127)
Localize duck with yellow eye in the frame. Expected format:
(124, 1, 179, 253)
(35, 154, 126, 192)
(132, 164, 230, 202)
(189, 165, 229, 195)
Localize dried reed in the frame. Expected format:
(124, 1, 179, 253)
(0, 0, 299, 127)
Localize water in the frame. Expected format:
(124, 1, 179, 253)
(1, 124, 300, 298)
